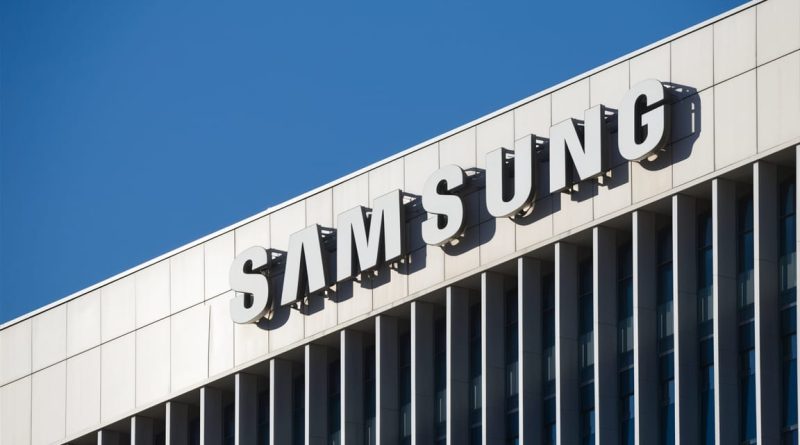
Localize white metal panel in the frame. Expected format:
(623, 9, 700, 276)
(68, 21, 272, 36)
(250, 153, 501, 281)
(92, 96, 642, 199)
(0, 318, 31, 385)
(101, 276, 136, 342)
(170, 245, 204, 313)
(171, 303, 210, 391)
(31, 361, 66, 445)
(0, 376, 31, 444)
(713, 7, 756, 83)
(136, 318, 171, 407)
(135, 260, 171, 329)
(66, 290, 101, 356)
(757, 51, 800, 152)
(671, 26, 714, 92)
(204, 232, 235, 300)
(714, 70, 757, 169)
(101, 333, 135, 422)
(66, 347, 101, 436)
(756, 0, 800, 65)
(31, 303, 67, 372)
(630, 44, 670, 85)
(476, 111, 513, 170)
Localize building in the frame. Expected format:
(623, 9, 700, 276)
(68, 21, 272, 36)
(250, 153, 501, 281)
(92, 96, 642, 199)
(2, 0, 800, 443)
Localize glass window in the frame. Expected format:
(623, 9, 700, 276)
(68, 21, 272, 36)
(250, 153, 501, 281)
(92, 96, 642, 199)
(365, 345, 377, 445)
(618, 244, 634, 445)
(781, 180, 798, 444)
(329, 359, 341, 445)
(543, 274, 556, 445)
(434, 318, 447, 445)
(293, 373, 304, 445)
(469, 304, 482, 445)
(223, 403, 235, 445)
(657, 227, 675, 445)
(258, 389, 270, 445)
(399, 333, 411, 445)
(505, 290, 519, 445)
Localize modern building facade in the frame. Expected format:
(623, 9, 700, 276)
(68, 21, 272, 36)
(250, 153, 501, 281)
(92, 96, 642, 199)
(2, 0, 800, 444)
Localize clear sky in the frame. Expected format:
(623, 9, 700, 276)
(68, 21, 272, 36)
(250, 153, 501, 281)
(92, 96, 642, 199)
(0, 0, 746, 323)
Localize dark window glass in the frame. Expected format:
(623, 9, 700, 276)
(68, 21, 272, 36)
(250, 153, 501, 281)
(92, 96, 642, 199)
(434, 318, 447, 445)
(365, 345, 376, 445)
(329, 359, 341, 445)
(578, 260, 595, 445)
(505, 290, 519, 445)
(543, 274, 556, 445)
(470, 304, 482, 445)
(399, 333, 411, 445)
(293, 373, 304, 445)
(657, 227, 675, 445)
(701, 365, 715, 445)
(258, 389, 270, 445)
(618, 244, 634, 445)
(781, 180, 798, 445)
(223, 403, 235, 445)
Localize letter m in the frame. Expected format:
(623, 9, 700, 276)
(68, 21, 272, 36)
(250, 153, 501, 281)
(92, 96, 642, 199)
(336, 189, 406, 282)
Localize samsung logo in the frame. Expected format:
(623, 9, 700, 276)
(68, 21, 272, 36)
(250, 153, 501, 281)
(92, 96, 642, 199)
(230, 79, 672, 324)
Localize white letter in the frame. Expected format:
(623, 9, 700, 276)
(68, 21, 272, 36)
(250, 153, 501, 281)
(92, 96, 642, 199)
(229, 246, 271, 324)
(618, 79, 670, 161)
(337, 189, 406, 282)
(280, 224, 329, 307)
(421, 165, 467, 246)
(485, 135, 537, 218)
(548, 105, 606, 193)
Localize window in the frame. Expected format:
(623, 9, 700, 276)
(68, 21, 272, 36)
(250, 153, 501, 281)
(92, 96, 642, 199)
(469, 304, 483, 445)
(657, 227, 675, 445)
(365, 345, 377, 445)
(223, 403, 235, 445)
(329, 359, 341, 445)
(697, 213, 715, 445)
(543, 274, 556, 445)
(399, 334, 411, 445)
(781, 180, 798, 445)
(293, 373, 304, 445)
(506, 290, 519, 445)
(618, 244, 634, 445)
(434, 318, 447, 445)
(579, 260, 595, 445)
(737, 196, 756, 445)
(258, 389, 270, 445)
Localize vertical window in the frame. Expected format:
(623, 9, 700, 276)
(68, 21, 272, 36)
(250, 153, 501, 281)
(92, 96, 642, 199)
(365, 345, 376, 445)
(258, 389, 270, 445)
(698, 213, 715, 445)
(738, 196, 757, 445)
(781, 180, 798, 445)
(618, 244, 634, 445)
(469, 303, 483, 445)
(543, 274, 556, 445)
(579, 260, 595, 445)
(434, 317, 447, 445)
(657, 227, 675, 445)
(293, 373, 305, 445)
(223, 403, 235, 445)
(329, 359, 341, 445)
(399, 333, 411, 445)
(506, 290, 520, 445)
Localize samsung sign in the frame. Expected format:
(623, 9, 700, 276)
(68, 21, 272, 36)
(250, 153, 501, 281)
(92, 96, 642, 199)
(230, 79, 672, 324)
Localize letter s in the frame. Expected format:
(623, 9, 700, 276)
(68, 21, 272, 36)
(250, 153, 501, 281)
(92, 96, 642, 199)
(229, 246, 271, 324)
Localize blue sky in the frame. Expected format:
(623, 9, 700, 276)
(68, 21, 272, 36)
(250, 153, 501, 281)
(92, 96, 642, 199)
(0, 0, 745, 323)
